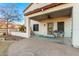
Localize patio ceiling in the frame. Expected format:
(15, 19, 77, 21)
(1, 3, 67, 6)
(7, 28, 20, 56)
(30, 7, 72, 21)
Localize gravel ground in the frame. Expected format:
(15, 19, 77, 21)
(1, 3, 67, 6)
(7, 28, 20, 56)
(0, 35, 25, 56)
(8, 38, 79, 56)
(0, 41, 13, 56)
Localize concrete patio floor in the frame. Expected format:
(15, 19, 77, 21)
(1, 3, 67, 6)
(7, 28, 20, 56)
(8, 38, 79, 56)
(32, 36, 72, 47)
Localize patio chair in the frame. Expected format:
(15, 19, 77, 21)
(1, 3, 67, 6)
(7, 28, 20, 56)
(57, 31, 64, 38)
(53, 30, 64, 38)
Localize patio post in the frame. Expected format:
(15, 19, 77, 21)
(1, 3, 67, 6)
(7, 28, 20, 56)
(25, 16, 30, 38)
(72, 4, 79, 48)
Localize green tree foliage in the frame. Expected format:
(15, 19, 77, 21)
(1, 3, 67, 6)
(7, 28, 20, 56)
(19, 25, 26, 32)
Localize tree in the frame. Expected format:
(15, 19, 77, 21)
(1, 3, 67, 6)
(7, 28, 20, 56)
(0, 3, 22, 36)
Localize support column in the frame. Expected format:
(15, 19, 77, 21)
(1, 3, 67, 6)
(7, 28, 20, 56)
(25, 16, 30, 38)
(72, 4, 79, 48)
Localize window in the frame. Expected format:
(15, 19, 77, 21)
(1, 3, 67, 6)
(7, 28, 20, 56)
(57, 22, 64, 32)
(33, 24, 39, 31)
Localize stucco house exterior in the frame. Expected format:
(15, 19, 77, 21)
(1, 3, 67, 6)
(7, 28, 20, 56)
(24, 3, 79, 48)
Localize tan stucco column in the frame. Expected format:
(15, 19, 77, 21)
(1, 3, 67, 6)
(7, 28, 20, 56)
(25, 16, 30, 38)
(72, 4, 79, 48)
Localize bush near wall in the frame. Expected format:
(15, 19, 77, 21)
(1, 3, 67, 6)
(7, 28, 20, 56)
(19, 25, 26, 32)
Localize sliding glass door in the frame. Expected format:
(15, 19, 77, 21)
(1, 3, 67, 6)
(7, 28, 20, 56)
(57, 22, 64, 32)
(47, 23, 53, 35)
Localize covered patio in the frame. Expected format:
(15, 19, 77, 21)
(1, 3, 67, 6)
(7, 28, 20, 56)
(25, 4, 79, 48)
(29, 7, 72, 37)
(30, 7, 72, 21)
(27, 7, 72, 46)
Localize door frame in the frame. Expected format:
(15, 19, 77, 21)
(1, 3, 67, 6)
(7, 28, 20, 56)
(57, 22, 64, 33)
(47, 23, 53, 35)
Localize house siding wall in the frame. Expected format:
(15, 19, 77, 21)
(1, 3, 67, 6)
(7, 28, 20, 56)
(72, 4, 79, 47)
(24, 3, 50, 13)
(30, 16, 72, 37)
(64, 18, 72, 37)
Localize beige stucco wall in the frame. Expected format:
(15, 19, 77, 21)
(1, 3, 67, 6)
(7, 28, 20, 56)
(24, 3, 50, 13)
(30, 16, 72, 37)
(72, 4, 79, 47)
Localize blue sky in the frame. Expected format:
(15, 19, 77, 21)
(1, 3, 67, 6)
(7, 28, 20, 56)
(16, 3, 30, 24)
(0, 3, 30, 25)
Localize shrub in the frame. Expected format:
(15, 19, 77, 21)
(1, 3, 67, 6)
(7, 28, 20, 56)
(19, 25, 26, 32)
